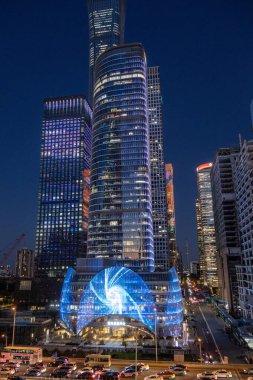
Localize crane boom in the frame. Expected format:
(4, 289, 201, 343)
(0, 233, 26, 266)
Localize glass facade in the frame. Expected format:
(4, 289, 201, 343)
(87, 44, 154, 272)
(35, 96, 92, 277)
(77, 266, 156, 333)
(165, 163, 177, 267)
(87, 0, 125, 102)
(164, 266, 183, 336)
(60, 267, 77, 331)
(196, 163, 218, 289)
(147, 67, 169, 271)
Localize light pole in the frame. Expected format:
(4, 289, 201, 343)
(135, 331, 138, 380)
(197, 337, 202, 362)
(154, 308, 158, 362)
(11, 307, 16, 346)
(1, 334, 7, 346)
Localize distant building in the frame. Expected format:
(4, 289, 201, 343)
(87, 0, 125, 102)
(16, 248, 34, 279)
(190, 261, 200, 277)
(235, 139, 253, 318)
(147, 67, 169, 271)
(211, 147, 241, 311)
(165, 163, 177, 267)
(195, 198, 204, 282)
(196, 163, 218, 290)
(35, 96, 92, 277)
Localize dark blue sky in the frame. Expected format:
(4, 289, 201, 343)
(0, 0, 253, 264)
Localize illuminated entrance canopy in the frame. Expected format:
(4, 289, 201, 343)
(77, 266, 156, 333)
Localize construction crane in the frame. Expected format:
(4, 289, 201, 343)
(0, 233, 26, 267)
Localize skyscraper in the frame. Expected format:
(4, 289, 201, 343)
(196, 163, 218, 289)
(235, 139, 253, 318)
(87, 43, 154, 272)
(87, 0, 125, 102)
(211, 147, 241, 311)
(147, 67, 169, 270)
(195, 198, 204, 282)
(165, 163, 177, 267)
(36, 96, 92, 277)
(16, 248, 34, 279)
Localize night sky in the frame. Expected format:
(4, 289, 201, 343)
(1, 0, 253, 264)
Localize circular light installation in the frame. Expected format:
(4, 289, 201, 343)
(77, 266, 156, 333)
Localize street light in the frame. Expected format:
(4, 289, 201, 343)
(11, 307, 16, 346)
(154, 308, 158, 362)
(197, 337, 202, 362)
(1, 334, 7, 346)
(135, 331, 138, 380)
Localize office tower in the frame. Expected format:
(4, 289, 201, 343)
(165, 163, 177, 267)
(211, 147, 241, 311)
(195, 198, 204, 282)
(87, 0, 125, 102)
(235, 139, 253, 318)
(146, 66, 169, 271)
(190, 261, 200, 277)
(196, 163, 218, 290)
(16, 248, 34, 278)
(35, 96, 92, 277)
(87, 43, 154, 272)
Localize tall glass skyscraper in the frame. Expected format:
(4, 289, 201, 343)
(147, 67, 169, 271)
(36, 96, 92, 277)
(87, 0, 125, 102)
(196, 163, 218, 289)
(87, 43, 154, 272)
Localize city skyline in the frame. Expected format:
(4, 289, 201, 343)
(1, 0, 253, 264)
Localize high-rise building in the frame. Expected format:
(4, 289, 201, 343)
(87, 0, 125, 102)
(147, 67, 169, 271)
(195, 198, 204, 282)
(190, 261, 200, 277)
(235, 139, 253, 318)
(87, 43, 154, 272)
(196, 163, 218, 289)
(35, 96, 92, 277)
(211, 147, 241, 311)
(16, 248, 34, 279)
(165, 163, 177, 267)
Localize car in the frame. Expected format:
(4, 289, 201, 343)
(95, 369, 112, 377)
(81, 367, 94, 373)
(169, 365, 187, 371)
(54, 357, 69, 366)
(100, 371, 120, 380)
(125, 366, 142, 373)
(120, 369, 138, 378)
(0, 367, 16, 376)
(197, 372, 217, 380)
(7, 377, 25, 380)
(76, 373, 95, 380)
(25, 369, 41, 377)
(144, 375, 163, 380)
(157, 371, 175, 379)
(137, 364, 149, 371)
(244, 370, 253, 375)
(33, 366, 47, 374)
(171, 369, 187, 376)
(50, 370, 71, 378)
(62, 363, 77, 371)
(7, 363, 21, 369)
(214, 371, 232, 378)
(59, 365, 76, 373)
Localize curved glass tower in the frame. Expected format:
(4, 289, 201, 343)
(88, 43, 154, 271)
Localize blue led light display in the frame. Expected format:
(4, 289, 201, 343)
(77, 266, 156, 333)
(60, 267, 77, 332)
(165, 266, 183, 336)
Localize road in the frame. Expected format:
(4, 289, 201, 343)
(188, 303, 243, 364)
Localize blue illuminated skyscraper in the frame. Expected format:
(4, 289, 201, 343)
(35, 96, 92, 277)
(87, 0, 125, 102)
(87, 43, 154, 272)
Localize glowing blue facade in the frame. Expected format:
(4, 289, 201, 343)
(77, 266, 155, 333)
(164, 266, 184, 336)
(60, 265, 183, 337)
(59, 268, 77, 331)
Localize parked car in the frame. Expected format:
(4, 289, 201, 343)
(120, 369, 138, 378)
(214, 370, 232, 378)
(144, 375, 163, 380)
(25, 369, 41, 377)
(157, 371, 175, 379)
(197, 372, 217, 380)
